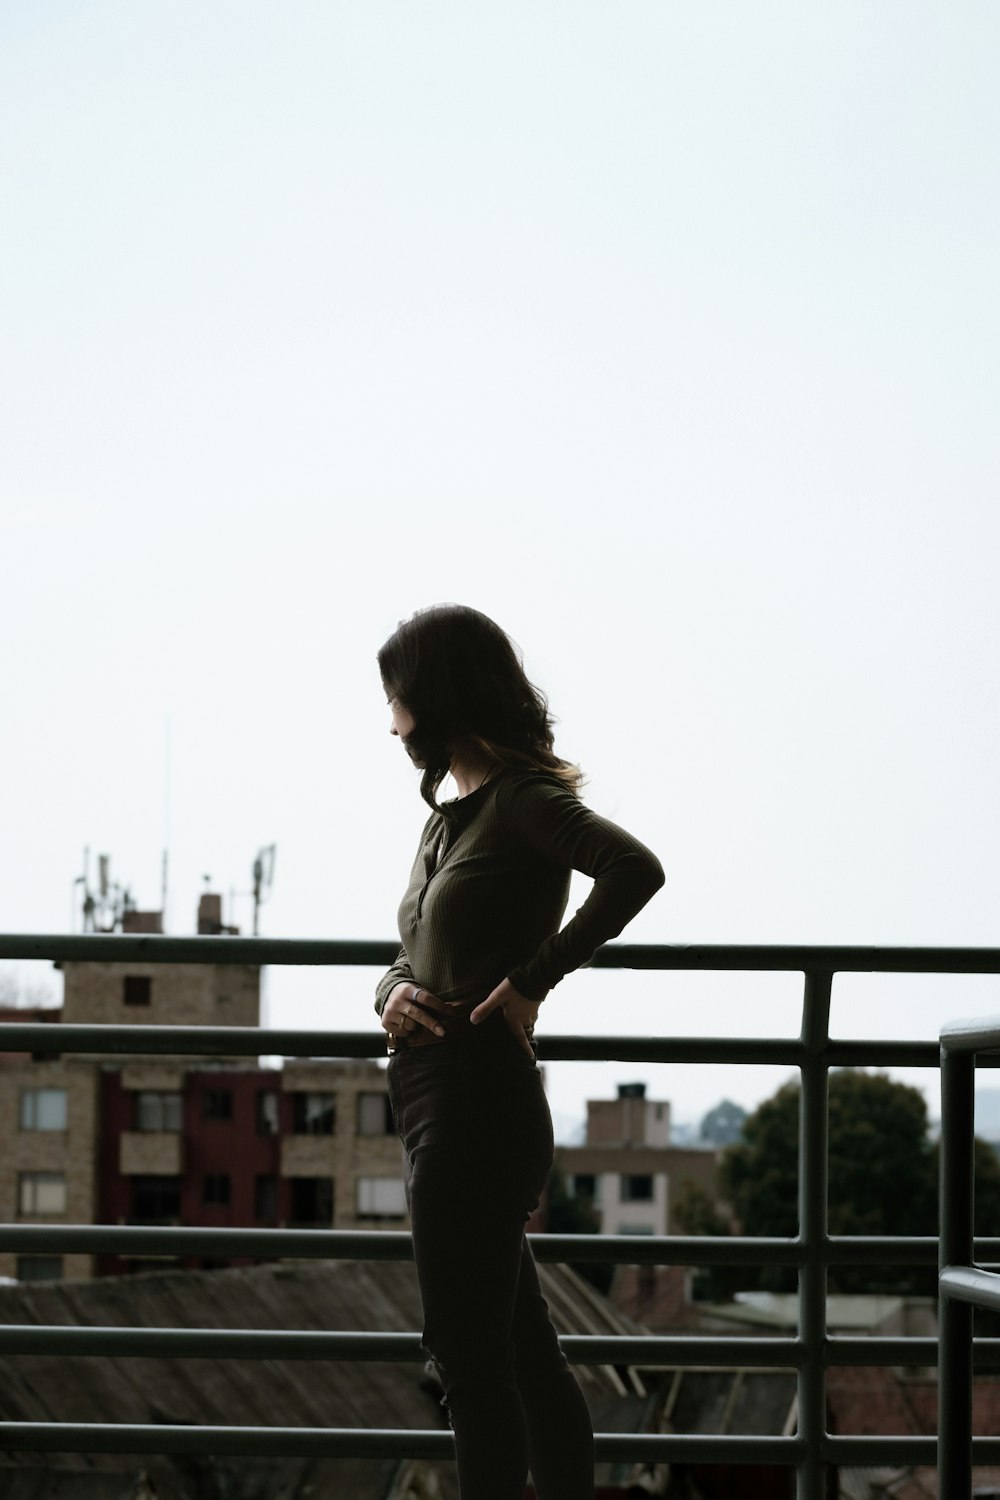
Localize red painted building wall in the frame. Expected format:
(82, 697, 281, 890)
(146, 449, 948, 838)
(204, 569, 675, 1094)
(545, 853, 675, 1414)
(98, 1067, 289, 1275)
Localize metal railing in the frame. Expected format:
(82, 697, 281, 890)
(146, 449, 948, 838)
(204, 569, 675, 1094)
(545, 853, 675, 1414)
(938, 1013, 1000, 1500)
(2, 934, 1000, 1497)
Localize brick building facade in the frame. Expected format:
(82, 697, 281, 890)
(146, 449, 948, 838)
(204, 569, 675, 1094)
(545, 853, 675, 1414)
(1, 897, 404, 1283)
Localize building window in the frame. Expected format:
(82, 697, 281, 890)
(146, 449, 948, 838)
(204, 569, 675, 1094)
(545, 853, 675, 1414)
(357, 1092, 394, 1136)
(572, 1173, 600, 1204)
(256, 1090, 280, 1135)
(129, 1175, 181, 1223)
(356, 1177, 407, 1219)
(288, 1176, 334, 1228)
(254, 1174, 278, 1220)
(20, 1088, 67, 1132)
(292, 1092, 335, 1135)
(18, 1172, 67, 1216)
(123, 975, 152, 1006)
(203, 1173, 231, 1206)
(620, 1174, 654, 1202)
(203, 1089, 233, 1122)
(17, 1256, 64, 1282)
(136, 1091, 183, 1132)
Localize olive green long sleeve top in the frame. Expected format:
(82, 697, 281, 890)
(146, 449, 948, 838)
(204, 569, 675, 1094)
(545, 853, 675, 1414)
(374, 770, 664, 1017)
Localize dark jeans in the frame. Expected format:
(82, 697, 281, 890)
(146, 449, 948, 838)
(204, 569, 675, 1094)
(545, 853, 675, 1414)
(387, 1018, 594, 1500)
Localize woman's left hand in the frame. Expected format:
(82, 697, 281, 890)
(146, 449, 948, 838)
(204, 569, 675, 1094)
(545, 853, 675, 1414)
(470, 978, 540, 1058)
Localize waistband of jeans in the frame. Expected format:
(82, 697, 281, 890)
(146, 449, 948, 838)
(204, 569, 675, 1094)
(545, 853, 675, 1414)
(387, 1007, 532, 1058)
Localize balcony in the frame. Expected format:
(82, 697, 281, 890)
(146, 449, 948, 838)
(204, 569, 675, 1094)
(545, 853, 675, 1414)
(119, 1130, 183, 1176)
(1, 932, 999, 1499)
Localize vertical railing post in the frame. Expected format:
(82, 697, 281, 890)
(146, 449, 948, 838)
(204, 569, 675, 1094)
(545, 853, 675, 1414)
(797, 970, 832, 1500)
(938, 1042, 976, 1499)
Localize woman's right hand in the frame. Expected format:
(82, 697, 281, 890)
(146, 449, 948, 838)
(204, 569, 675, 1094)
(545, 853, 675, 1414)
(381, 982, 449, 1041)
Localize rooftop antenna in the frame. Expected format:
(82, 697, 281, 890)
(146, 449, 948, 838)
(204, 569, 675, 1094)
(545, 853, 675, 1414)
(252, 845, 276, 936)
(76, 850, 132, 933)
(73, 847, 93, 934)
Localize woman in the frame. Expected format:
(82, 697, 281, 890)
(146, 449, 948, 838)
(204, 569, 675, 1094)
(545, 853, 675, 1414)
(375, 604, 664, 1500)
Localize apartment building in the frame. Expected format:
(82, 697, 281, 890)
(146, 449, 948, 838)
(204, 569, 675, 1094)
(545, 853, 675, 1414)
(555, 1081, 720, 1236)
(1, 895, 403, 1283)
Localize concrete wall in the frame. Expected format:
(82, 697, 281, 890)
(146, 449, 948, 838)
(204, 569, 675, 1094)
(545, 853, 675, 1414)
(60, 959, 260, 1035)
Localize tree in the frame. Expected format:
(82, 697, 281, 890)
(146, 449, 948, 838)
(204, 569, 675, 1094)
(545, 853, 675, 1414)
(699, 1098, 747, 1147)
(671, 1176, 743, 1302)
(720, 1069, 1000, 1294)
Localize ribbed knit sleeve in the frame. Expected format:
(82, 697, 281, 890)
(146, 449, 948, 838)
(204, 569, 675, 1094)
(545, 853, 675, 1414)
(500, 777, 664, 1002)
(374, 947, 415, 1017)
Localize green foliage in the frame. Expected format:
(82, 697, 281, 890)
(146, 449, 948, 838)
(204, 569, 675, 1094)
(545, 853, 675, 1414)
(671, 1176, 744, 1302)
(719, 1069, 1000, 1294)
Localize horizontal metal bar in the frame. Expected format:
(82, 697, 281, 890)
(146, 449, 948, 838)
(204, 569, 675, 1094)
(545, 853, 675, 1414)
(7, 1324, 997, 1373)
(823, 1435, 1000, 1465)
(589, 944, 1000, 975)
(8, 1325, 1000, 1372)
(0, 1021, 808, 1064)
(827, 1235, 936, 1265)
(826, 1040, 941, 1067)
(0, 1224, 410, 1258)
(823, 1435, 933, 1464)
(827, 1336, 1000, 1367)
(541, 1036, 807, 1064)
(826, 1435, 1000, 1465)
(940, 1264, 1000, 1313)
(0, 1422, 454, 1459)
(4, 1421, 998, 1466)
(0, 1422, 804, 1463)
(5, 933, 1000, 973)
(940, 1015, 1000, 1054)
(829, 1236, 1000, 1264)
(0, 1022, 956, 1073)
(0, 1325, 802, 1368)
(0, 1327, 426, 1361)
(0, 935, 402, 967)
(827, 1337, 937, 1367)
(563, 1335, 798, 1366)
(0, 1023, 387, 1059)
(0, 1224, 803, 1264)
(9, 1224, 1000, 1266)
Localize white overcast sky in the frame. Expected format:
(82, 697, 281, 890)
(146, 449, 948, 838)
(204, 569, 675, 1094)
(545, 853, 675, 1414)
(2, 1, 999, 1136)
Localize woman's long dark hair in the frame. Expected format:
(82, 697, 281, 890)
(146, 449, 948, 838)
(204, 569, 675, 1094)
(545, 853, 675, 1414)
(378, 604, 583, 811)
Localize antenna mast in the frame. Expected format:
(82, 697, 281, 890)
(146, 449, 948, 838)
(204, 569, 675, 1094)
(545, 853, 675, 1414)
(252, 845, 276, 936)
(76, 851, 135, 933)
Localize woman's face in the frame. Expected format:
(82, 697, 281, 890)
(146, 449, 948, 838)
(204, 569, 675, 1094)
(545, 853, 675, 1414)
(387, 692, 421, 764)
(388, 695, 416, 741)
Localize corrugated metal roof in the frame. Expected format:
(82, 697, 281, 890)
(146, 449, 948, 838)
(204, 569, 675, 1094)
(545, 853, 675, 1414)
(0, 1256, 651, 1500)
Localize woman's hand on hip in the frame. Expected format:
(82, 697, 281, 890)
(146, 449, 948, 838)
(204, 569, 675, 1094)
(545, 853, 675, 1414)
(381, 982, 448, 1040)
(470, 978, 539, 1058)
